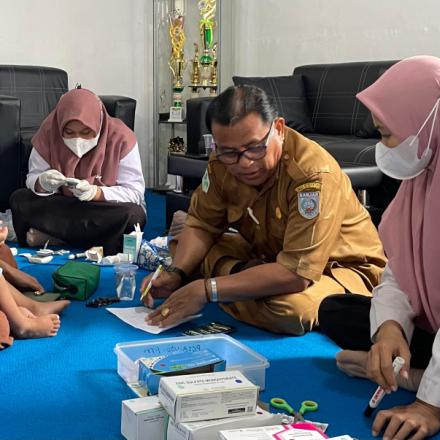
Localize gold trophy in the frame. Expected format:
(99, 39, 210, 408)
(168, 10, 187, 122)
(190, 43, 201, 98)
(199, 0, 215, 87)
(210, 42, 218, 95)
(192, 0, 217, 95)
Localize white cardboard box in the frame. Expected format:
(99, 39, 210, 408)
(166, 406, 283, 440)
(219, 424, 327, 440)
(121, 395, 168, 440)
(158, 370, 258, 423)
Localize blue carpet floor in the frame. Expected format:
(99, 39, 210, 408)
(1, 191, 437, 440)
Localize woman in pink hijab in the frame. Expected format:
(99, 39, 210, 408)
(10, 88, 146, 255)
(319, 56, 440, 439)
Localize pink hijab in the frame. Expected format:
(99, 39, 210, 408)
(357, 56, 440, 333)
(32, 88, 136, 187)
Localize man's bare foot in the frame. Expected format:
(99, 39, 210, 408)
(13, 314, 60, 339)
(19, 306, 36, 319)
(336, 350, 370, 378)
(28, 300, 70, 316)
(336, 350, 424, 392)
(26, 228, 65, 248)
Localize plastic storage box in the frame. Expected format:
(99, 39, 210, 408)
(114, 334, 270, 390)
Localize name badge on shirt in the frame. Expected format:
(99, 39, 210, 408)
(202, 169, 210, 193)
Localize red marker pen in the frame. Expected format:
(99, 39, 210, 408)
(364, 356, 405, 417)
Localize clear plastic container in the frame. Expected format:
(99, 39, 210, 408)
(114, 334, 270, 390)
(114, 264, 138, 300)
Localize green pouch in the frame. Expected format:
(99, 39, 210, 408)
(52, 261, 100, 300)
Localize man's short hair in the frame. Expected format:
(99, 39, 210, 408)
(206, 85, 278, 131)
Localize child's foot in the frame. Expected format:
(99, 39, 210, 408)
(29, 300, 70, 316)
(336, 350, 423, 392)
(0, 338, 13, 350)
(19, 306, 36, 319)
(13, 314, 60, 339)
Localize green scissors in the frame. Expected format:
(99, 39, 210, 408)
(270, 397, 319, 422)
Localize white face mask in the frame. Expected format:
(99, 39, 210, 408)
(375, 98, 439, 180)
(63, 132, 100, 158)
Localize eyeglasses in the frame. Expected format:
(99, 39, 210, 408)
(215, 122, 274, 165)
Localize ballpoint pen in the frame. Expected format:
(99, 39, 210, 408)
(140, 264, 163, 301)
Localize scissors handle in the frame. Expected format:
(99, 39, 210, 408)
(270, 397, 294, 415)
(299, 400, 319, 415)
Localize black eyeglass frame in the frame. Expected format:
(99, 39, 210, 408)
(215, 121, 274, 165)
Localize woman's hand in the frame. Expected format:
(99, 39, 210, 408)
(372, 399, 440, 440)
(145, 279, 207, 327)
(71, 180, 98, 202)
(367, 320, 411, 393)
(38, 169, 66, 192)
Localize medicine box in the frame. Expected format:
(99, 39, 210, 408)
(158, 370, 258, 423)
(219, 423, 328, 440)
(122, 234, 139, 263)
(137, 349, 226, 395)
(114, 334, 269, 390)
(121, 395, 168, 440)
(166, 406, 283, 440)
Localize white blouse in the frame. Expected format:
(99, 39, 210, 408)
(371, 263, 440, 407)
(26, 143, 146, 210)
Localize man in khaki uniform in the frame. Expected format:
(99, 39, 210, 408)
(144, 85, 386, 335)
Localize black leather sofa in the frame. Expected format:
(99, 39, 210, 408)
(0, 65, 136, 212)
(166, 60, 401, 227)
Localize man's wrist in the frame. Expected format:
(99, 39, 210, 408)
(167, 265, 190, 286)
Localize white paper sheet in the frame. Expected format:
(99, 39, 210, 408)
(106, 306, 201, 334)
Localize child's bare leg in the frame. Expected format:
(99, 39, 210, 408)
(0, 276, 60, 338)
(0, 309, 13, 349)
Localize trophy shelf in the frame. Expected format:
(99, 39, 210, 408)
(159, 112, 187, 125)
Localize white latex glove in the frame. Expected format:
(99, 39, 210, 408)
(38, 169, 66, 192)
(71, 180, 98, 202)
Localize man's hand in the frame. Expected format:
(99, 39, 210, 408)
(140, 270, 182, 308)
(372, 399, 440, 440)
(71, 180, 98, 202)
(39, 170, 66, 192)
(145, 279, 207, 327)
(367, 320, 411, 393)
(7, 267, 44, 292)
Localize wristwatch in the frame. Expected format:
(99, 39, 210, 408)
(167, 265, 190, 286)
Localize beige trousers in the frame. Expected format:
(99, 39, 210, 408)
(177, 233, 373, 335)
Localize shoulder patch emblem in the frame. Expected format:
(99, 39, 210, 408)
(298, 190, 320, 219)
(202, 169, 210, 193)
(295, 182, 321, 193)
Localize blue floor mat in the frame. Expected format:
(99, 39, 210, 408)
(1, 192, 437, 440)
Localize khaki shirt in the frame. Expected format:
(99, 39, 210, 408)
(187, 127, 386, 286)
